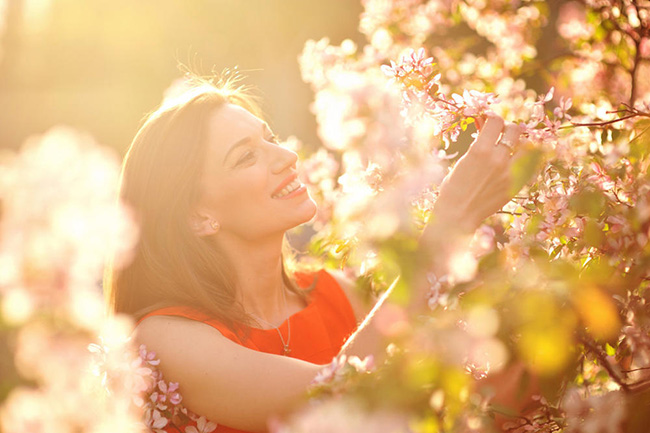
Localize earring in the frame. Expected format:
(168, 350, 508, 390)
(210, 221, 220, 232)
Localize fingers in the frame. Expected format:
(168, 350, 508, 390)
(502, 123, 524, 147)
(473, 115, 505, 153)
(474, 115, 487, 131)
(492, 122, 524, 160)
(471, 116, 526, 173)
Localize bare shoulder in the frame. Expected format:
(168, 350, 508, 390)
(133, 314, 232, 379)
(326, 269, 374, 322)
(135, 314, 209, 349)
(136, 314, 194, 334)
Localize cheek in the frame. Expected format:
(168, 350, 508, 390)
(203, 172, 269, 219)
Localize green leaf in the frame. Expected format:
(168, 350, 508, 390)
(510, 148, 544, 195)
(584, 218, 604, 247)
(605, 342, 616, 356)
(630, 119, 650, 162)
(569, 188, 606, 218)
(410, 415, 440, 433)
(550, 243, 564, 260)
(405, 356, 439, 388)
(592, 20, 607, 41)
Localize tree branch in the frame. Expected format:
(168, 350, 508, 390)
(579, 334, 631, 393)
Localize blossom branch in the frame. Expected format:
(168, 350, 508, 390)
(621, 366, 650, 374)
(579, 334, 631, 393)
(567, 106, 650, 129)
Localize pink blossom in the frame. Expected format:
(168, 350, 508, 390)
(553, 96, 573, 120)
(470, 224, 496, 257)
(557, 1, 592, 42)
(273, 398, 410, 433)
(311, 355, 348, 385)
(562, 388, 626, 433)
(640, 37, 650, 58)
(146, 408, 169, 430)
(347, 355, 375, 373)
(589, 162, 615, 191)
(139, 344, 161, 366)
(311, 354, 375, 387)
(185, 416, 217, 433)
(451, 89, 499, 117)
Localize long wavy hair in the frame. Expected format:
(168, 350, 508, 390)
(105, 78, 306, 329)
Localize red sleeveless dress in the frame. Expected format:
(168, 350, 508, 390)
(137, 269, 358, 433)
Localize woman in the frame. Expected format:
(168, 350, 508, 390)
(106, 78, 523, 433)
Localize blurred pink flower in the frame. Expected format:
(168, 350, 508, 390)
(562, 388, 625, 433)
(272, 398, 410, 433)
(185, 416, 217, 433)
(641, 37, 650, 58)
(557, 1, 592, 42)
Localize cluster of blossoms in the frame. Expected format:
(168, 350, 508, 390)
(310, 354, 375, 392)
(383, 47, 565, 147)
(292, 0, 650, 431)
(458, 1, 542, 70)
(382, 47, 497, 146)
(1, 1, 650, 432)
(0, 128, 140, 432)
(89, 341, 216, 433)
(270, 398, 411, 433)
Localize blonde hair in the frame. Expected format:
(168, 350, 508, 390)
(105, 77, 305, 329)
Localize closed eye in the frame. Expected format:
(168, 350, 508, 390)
(236, 149, 257, 166)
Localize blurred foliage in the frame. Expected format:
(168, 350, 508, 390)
(0, 0, 364, 154)
(1, 0, 650, 432)
(292, 0, 650, 431)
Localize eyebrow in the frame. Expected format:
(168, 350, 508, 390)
(222, 136, 253, 164)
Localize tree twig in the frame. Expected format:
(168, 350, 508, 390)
(569, 114, 640, 128)
(579, 334, 631, 393)
(621, 366, 650, 373)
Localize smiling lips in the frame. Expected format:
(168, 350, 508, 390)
(272, 175, 306, 199)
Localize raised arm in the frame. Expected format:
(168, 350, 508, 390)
(135, 116, 527, 433)
(330, 116, 527, 358)
(413, 115, 525, 303)
(426, 115, 523, 236)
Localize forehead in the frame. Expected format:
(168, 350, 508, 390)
(206, 103, 264, 152)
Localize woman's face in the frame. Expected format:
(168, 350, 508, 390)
(195, 103, 317, 240)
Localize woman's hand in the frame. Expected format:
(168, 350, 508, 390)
(410, 115, 527, 312)
(429, 115, 525, 235)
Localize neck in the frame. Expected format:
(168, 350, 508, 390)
(214, 231, 288, 325)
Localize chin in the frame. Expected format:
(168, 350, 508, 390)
(292, 197, 318, 227)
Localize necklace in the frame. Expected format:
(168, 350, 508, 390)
(249, 286, 291, 356)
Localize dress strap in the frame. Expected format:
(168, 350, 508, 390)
(137, 305, 244, 344)
(135, 269, 357, 352)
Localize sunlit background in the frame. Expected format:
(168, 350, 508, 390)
(0, 0, 363, 153)
(1, 0, 649, 431)
(0, 0, 365, 412)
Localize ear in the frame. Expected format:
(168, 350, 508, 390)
(188, 211, 220, 237)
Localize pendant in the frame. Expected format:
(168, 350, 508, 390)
(283, 345, 291, 356)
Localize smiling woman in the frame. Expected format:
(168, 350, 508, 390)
(105, 75, 525, 433)
(193, 104, 317, 242)
(105, 79, 362, 433)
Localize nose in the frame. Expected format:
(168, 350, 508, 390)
(270, 144, 298, 174)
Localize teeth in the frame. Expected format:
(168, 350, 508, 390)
(274, 179, 302, 198)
